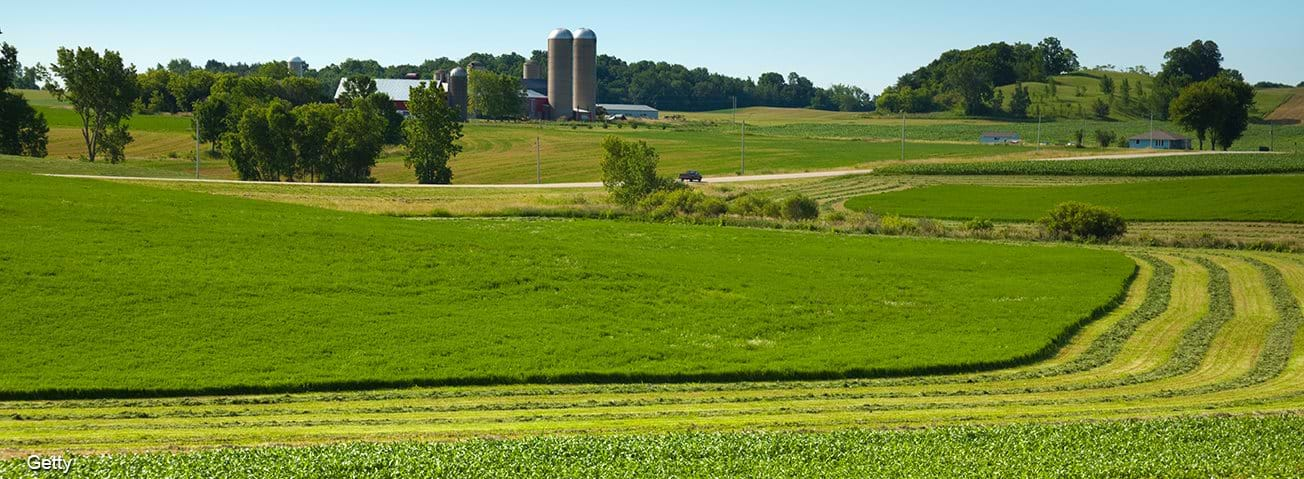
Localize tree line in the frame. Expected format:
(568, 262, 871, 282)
(0, 37, 49, 157)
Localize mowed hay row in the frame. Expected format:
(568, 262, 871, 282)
(3, 251, 1302, 454)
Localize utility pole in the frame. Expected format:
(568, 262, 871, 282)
(731, 96, 737, 124)
(1149, 111, 1154, 150)
(1036, 105, 1042, 153)
(900, 107, 906, 162)
(536, 118, 542, 184)
(740, 119, 746, 175)
(193, 112, 200, 179)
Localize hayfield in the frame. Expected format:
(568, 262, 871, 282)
(0, 172, 1135, 396)
(844, 175, 1304, 222)
(875, 152, 1304, 176)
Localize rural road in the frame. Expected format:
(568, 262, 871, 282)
(40, 169, 877, 189)
(40, 150, 1265, 189)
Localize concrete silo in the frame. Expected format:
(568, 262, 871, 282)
(448, 67, 468, 121)
(547, 28, 573, 120)
(523, 60, 542, 80)
(572, 28, 597, 120)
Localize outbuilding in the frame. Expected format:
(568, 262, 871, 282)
(598, 103, 659, 120)
(1128, 130, 1190, 150)
(979, 131, 1020, 144)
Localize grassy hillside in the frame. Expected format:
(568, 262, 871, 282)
(994, 70, 1155, 121)
(0, 172, 1134, 396)
(845, 175, 1304, 222)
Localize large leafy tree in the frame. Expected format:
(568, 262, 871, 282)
(403, 82, 463, 184)
(322, 96, 385, 183)
(1036, 37, 1080, 76)
(290, 103, 339, 182)
(1170, 72, 1254, 151)
(0, 40, 49, 157)
(600, 136, 672, 206)
(946, 59, 994, 115)
(47, 47, 138, 163)
(467, 69, 523, 120)
(223, 99, 297, 181)
(366, 92, 404, 144)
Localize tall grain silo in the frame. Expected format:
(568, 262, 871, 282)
(448, 67, 468, 121)
(547, 28, 573, 120)
(523, 60, 541, 80)
(572, 28, 597, 120)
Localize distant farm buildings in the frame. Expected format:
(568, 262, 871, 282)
(329, 28, 656, 123)
(1128, 130, 1191, 150)
(980, 131, 1020, 144)
(288, 56, 307, 77)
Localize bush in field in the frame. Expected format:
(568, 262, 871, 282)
(964, 217, 994, 231)
(779, 195, 820, 220)
(726, 193, 773, 217)
(879, 214, 917, 235)
(637, 188, 725, 219)
(1039, 201, 1127, 243)
(600, 136, 674, 206)
(1094, 130, 1117, 148)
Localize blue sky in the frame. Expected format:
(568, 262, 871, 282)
(5, 0, 1302, 91)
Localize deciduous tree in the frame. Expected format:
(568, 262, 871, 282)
(403, 82, 463, 184)
(46, 47, 138, 163)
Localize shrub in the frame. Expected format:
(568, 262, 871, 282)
(1038, 202, 1127, 243)
(964, 217, 994, 231)
(879, 214, 917, 235)
(637, 188, 728, 219)
(916, 218, 947, 236)
(700, 197, 728, 217)
(1094, 130, 1117, 148)
(824, 211, 847, 223)
(600, 136, 675, 206)
(779, 195, 820, 221)
(727, 193, 772, 216)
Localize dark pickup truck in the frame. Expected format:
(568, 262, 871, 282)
(678, 170, 703, 182)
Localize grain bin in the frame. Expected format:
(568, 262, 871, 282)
(547, 28, 573, 120)
(572, 28, 597, 120)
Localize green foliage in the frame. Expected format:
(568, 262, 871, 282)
(600, 136, 672, 206)
(467, 69, 524, 120)
(963, 217, 994, 231)
(1038, 202, 1127, 242)
(846, 176, 1304, 223)
(47, 47, 139, 163)
(1072, 129, 1084, 147)
(290, 103, 339, 182)
(1091, 97, 1110, 119)
(322, 97, 385, 182)
(637, 188, 728, 219)
(367, 92, 405, 144)
(337, 75, 376, 103)
(223, 99, 297, 181)
(1008, 84, 1031, 118)
(0, 42, 49, 157)
(0, 172, 1134, 394)
(403, 82, 463, 184)
(1170, 72, 1254, 150)
(779, 194, 820, 220)
(1093, 129, 1117, 148)
(884, 38, 1078, 114)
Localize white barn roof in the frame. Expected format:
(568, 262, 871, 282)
(598, 103, 658, 112)
(333, 78, 442, 103)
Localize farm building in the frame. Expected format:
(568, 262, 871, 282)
(599, 104, 660, 119)
(1128, 130, 1191, 150)
(980, 132, 1020, 144)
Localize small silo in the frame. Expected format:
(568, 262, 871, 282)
(572, 28, 597, 120)
(288, 56, 307, 77)
(547, 28, 573, 120)
(448, 67, 468, 121)
(523, 60, 542, 80)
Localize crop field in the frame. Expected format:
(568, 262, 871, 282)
(1265, 88, 1304, 123)
(0, 172, 1135, 396)
(0, 247, 1301, 457)
(2, 415, 1300, 478)
(875, 152, 1304, 176)
(844, 175, 1304, 222)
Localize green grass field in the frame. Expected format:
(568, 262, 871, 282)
(845, 175, 1304, 222)
(875, 152, 1304, 176)
(0, 172, 1134, 396)
(5, 415, 1300, 478)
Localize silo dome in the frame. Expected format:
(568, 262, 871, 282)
(450, 67, 467, 77)
(290, 56, 303, 63)
(574, 28, 596, 40)
(548, 28, 572, 40)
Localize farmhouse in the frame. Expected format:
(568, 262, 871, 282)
(1128, 130, 1191, 150)
(980, 131, 1020, 144)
